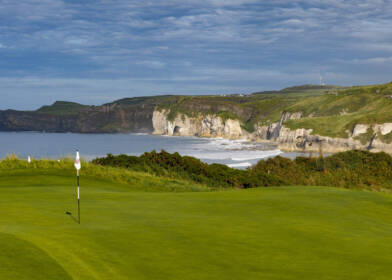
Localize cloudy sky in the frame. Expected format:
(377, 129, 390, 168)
(1, 0, 392, 109)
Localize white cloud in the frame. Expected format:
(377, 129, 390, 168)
(136, 60, 166, 69)
(336, 56, 392, 65)
(2, 0, 392, 53)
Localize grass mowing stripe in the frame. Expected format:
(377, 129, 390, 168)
(0, 232, 72, 280)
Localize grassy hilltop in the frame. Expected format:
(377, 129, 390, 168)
(1, 157, 392, 279)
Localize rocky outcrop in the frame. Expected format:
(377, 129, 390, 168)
(255, 121, 392, 154)
(153, 109, 392, 154)
(276, 130, 365, 153)
(374, 123, 392, 135)
(352, 124, 369, 137)
(256, 121, 392, 154)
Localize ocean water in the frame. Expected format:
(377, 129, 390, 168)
(0, 132, 303, 168)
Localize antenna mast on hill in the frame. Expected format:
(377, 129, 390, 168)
(319, 73, 325, 86)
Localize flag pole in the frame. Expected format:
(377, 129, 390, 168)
(74, 150, 81, 224)
(77, 169, 80, 224)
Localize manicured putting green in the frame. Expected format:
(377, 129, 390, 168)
(1, 170, 392, 279)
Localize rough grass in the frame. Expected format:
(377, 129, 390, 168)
(0, 157, 209, 192)
(0, 166, 392, 279)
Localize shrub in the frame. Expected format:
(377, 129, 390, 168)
(92, 150, 286, 189)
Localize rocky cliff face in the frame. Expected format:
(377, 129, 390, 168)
(0, 103, 155, 133)
(252, 113, 392, 153)
(152, 109, 392, 154)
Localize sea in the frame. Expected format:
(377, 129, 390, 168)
(0, 132, 306, 168)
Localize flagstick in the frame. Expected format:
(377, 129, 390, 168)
(74, 150, 81, 225)
(77, 169, 80, 224)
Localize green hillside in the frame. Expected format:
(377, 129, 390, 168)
(285, 82, 392, 138)
(1, 159, 392, 279)
(36, 101, 88, 116)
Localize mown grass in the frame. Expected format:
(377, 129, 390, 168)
(1, 164, 392, 279)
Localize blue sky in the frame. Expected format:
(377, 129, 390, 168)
(1, 0, 392, 109)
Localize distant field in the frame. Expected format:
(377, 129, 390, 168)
(1, 163, 392, 279)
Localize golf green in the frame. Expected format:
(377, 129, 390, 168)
(1, 170, 392, 279)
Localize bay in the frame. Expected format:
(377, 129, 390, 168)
(0, 132, 303, 167)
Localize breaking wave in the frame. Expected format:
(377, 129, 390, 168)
(227, 162, 253, 168)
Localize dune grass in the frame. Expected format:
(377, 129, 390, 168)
(0, 161, 392, 279)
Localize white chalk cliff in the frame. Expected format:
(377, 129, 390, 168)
(153, 109, 244, 139)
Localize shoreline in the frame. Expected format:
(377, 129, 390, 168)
(0, 132, 315, 169)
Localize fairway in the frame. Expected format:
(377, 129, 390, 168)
(1, 171, 392, 279)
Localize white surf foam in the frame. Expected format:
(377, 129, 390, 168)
(167, 136, 282, 163)
(133, 133, 149, 136)
(185, 152, 231, 160)
(231, 149, 282, 161)
(227, 162, 252, 168)
(152, 134, 283, 168)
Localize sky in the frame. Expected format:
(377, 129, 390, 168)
(1, 0, 392, 110)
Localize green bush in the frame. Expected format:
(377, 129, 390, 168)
(92, 150, 285, 189)
(252, 150, 392, 190)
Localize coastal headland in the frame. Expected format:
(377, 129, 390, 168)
(2, 82, 392, 154)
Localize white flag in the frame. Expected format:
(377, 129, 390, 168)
(28, 156, 31, 163)
(74, 151, 81, 170)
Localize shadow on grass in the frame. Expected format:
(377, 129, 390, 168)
(65, 211, 79, 224)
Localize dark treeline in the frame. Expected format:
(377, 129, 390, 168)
(92, 150, 392, 190)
